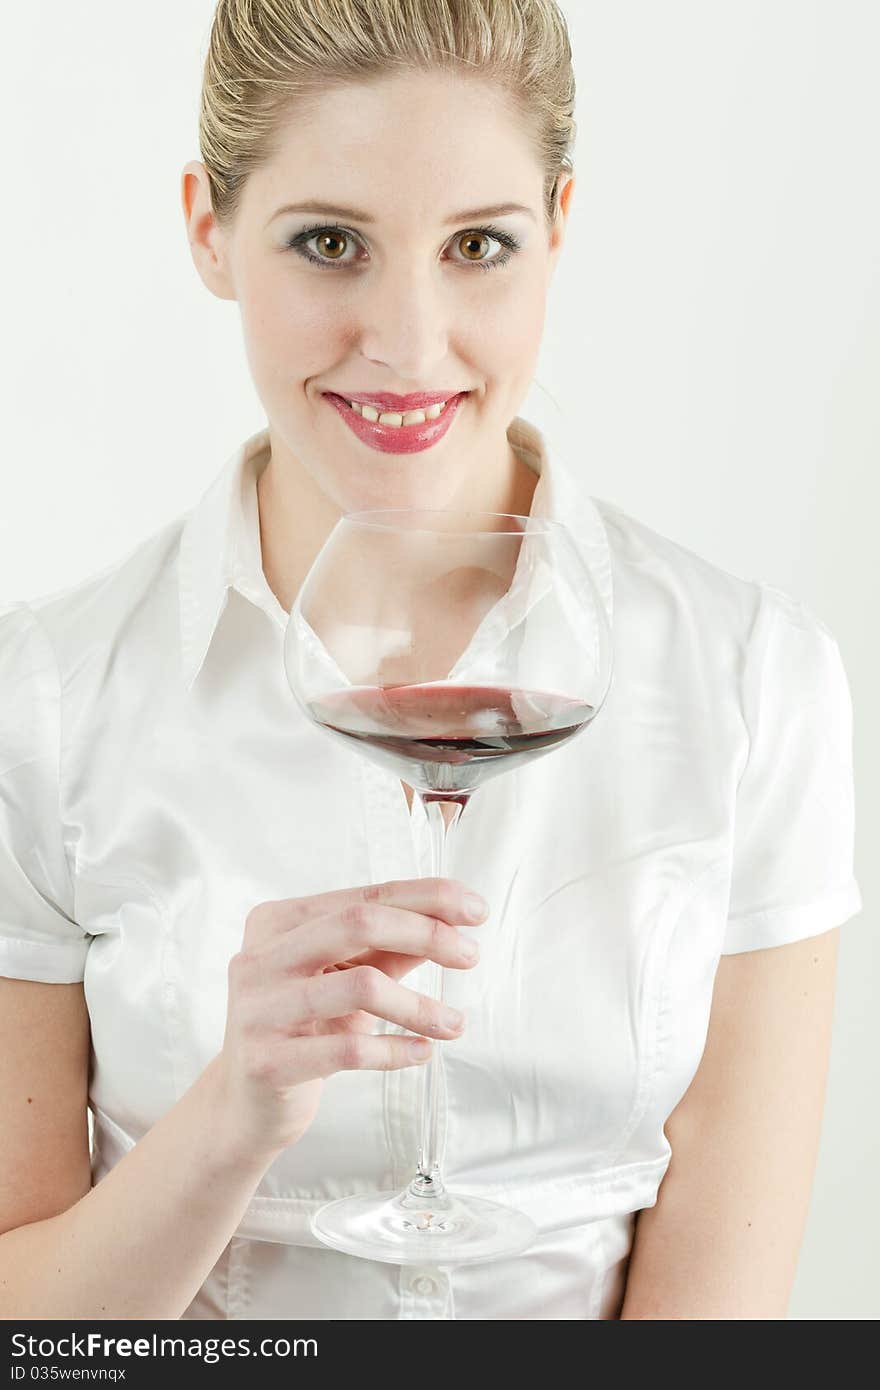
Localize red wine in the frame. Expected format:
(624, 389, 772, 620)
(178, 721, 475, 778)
(306, 682, 595, 799)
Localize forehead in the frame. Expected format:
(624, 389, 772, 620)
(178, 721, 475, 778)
(249, 69, 542, 213)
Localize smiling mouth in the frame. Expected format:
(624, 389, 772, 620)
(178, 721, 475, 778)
(348, 397, 454, 427)
(324, 392, 466, 428)
(321, 389, 469, 454)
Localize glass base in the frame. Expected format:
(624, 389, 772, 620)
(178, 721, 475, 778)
(310, 1185, 538, 1266)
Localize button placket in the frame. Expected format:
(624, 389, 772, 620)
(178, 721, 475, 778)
(399, 1265, 454, 1319)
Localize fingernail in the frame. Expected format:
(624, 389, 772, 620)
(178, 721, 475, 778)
(463, 892, 489, 920)
(459, 935, 479, 959)
(410, 1039, 432, 1058)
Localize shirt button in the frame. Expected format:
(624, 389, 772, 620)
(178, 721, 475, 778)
(411, 1273, 439, 1296)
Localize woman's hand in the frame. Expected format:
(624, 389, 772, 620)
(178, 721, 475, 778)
(213, 877, 488, 1158)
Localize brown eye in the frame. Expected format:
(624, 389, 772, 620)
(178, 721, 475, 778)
(289, 222, 519, 273)
(456, 231, 491, 263)
(314, 231, 347, 261)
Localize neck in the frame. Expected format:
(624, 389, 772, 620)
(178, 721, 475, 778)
(256, 425, 540, 616)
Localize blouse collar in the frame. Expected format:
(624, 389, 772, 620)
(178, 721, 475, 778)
(178, 419, 614, 693)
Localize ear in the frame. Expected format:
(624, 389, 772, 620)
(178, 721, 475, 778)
(181, 160, 238, 302)
(547, 171, 575, 271)
(558, 171, 576, 220)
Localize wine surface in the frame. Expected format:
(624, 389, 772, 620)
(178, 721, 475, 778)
(306, 682, 595, 798)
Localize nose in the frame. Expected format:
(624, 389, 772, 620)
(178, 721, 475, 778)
(356, 261, 450, 385)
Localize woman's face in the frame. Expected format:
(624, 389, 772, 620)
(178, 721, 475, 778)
(184, 68, 573, 513)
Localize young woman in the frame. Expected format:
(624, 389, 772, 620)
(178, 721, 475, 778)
(0, 0, 861, 1320)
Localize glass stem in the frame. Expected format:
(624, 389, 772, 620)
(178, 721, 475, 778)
(407, 792, 468, 1202)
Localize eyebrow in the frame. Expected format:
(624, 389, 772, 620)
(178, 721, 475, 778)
(266, 199, 536, 227)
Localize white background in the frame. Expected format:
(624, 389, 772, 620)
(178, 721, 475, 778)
(1, 1, 876, 1318)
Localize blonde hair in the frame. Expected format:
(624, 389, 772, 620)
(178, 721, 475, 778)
(199, 0, 576, 233)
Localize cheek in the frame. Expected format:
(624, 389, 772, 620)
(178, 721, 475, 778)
(239, 270, 349, 372)
(472, 279, 546, 372)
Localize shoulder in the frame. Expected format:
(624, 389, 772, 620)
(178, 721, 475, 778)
(594, 495, 757, 610)
(590, 496, 835, 656)
(2, 512, 190, 683)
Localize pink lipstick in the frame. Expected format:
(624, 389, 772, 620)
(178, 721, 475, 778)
(322, 390, 469, 455)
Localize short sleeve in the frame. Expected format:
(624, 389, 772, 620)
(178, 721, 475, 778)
(722, 583, 863, 954)
(0, 601, 90, 982)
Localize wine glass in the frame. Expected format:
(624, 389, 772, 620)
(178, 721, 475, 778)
(282, 507, 613, 1266)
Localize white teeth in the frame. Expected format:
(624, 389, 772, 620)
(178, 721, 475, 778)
(348, 398, 448, 426)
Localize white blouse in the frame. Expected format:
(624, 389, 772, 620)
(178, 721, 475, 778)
(0, 418, 862, 1320)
